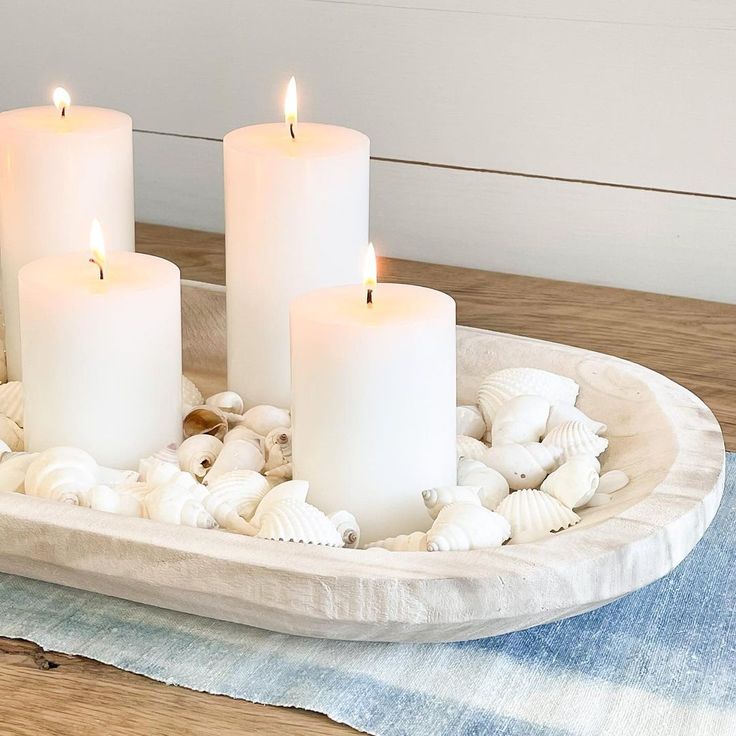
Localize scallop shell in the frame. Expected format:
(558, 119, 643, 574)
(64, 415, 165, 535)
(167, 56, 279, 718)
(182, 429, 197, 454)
(204, 438, 264, 483)
(456, 457, 509, 510)
(329, 510, 360, 548)
(366, 531, 427, 552)
(491, 395, 551, 446)
(482, 442, 561, 490)
(256, 499, 343, 546)
(24, 447, 98, 506)
(241, 405, 291, 437)
(456, 435, 488, 461)
(183, 405, 228, 441)
(540, 456, 600, 508)
(542, 420, 609, 463)
(0, 416, 23, 452)
(546, 403, 607, 436)
(144, 480, 217, 528)
(205, 469, 270, 522)
(0, 382, 24, 426)
(456, 405, 486, 440)
(182, 375, 204, 413)
(421, 485, 481, 520)
(205, 391, 244, 416)
(496, 488, 580, 543)
(177, 434, 223, 480)
(426, 503, 511, 552)
(89, 484, 144, 517)
(264, 426, 292, 471)
(251, 479, 309, 527)
(478, 368, 579, 425)
(0, 451, 39, 493)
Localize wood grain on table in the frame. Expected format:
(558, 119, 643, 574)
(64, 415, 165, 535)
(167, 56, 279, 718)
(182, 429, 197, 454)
(1, 222, 733, 736)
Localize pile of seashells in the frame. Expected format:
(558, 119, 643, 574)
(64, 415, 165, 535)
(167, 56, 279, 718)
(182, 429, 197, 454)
(0, 367, 629, 553)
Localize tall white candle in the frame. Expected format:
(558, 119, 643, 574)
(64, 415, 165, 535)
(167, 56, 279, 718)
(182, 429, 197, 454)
(19, 226, 181, 469)
(0, 88, 134, 379)
(224, 78, 369, 408)
(290, 259, 457, 543)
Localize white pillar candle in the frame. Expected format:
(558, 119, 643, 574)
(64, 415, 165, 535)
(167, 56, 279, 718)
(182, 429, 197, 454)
(290, 266, 457, 543)
(224, 78, 369, 408)
(0, 88, 134, 379)
(19, 227, 181, 469)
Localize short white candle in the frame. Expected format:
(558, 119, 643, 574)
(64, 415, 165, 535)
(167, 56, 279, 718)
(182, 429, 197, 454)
(19, 223, 182, 469)
(290, 247, 457, 543)
(224, 77, 369, 407)
(0, 88, 134, 379)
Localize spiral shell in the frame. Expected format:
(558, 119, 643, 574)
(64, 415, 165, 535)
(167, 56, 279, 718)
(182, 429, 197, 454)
(496, 489, 580, 543)
(183, 405, 228, 441)
(540, 456, 600, 508)
(456, 405, 486, 440)
(89, 484, 144, 517)
(205, 391, 244, 416)
(491, 395, 551, 446)
(256, 499, 343, 546)
(366, 531, 427, 552)
(456, 457, 509, 510)
(482, 442, 561, 491)
(264, 427, 292, 471)
(329, 510, 360, 548)
(205, 469, 270, 523)
(204, 438, 264, 483)
(251, 479, 309, 527)
(426, 503, 511, 552)
(139, 444, 180, 481)
(542, 420, 608, 463)
(182, 375, 204, 412)
(144, 480, 217, 528)
(456, 435, 488, 461)
(422, 485, 481, 520)
(0, 381, 23, 426)
(0, 416, 23, 452)
(478, 368, 579, 426)
(546, 403, 607, 436)
(0, 451, 38, 493)
(177, 434, 223, 479)
(24, 447, 98, 506)
(241, 405, 291, 437)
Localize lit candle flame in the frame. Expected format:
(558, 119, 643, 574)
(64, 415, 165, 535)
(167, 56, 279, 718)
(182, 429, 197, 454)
(363, 242, 377, 305)
(89, 219, 106, 280)
(52, 87, 70, 117)
(284, 76, 297, 139)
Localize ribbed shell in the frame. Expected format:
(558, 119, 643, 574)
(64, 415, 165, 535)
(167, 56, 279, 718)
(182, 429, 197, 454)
(546, 403, 607, 436)
(366, 531, 428, 552)
(456, 435, 488, 461)
(256, 499, 343, 546)
(426, 503, 511, 552)
(456, 458, 509, 510)
(496, 489, 580, 542)
(422, 485, 481, 519)
(482, 442, 561, 490)
(177, 434, 224, 479)
(205, 469, 270, 522)
(24, 447, 98, 506)
(542, 420, 609, 463)
(251, 479, 309, 527)
(0, 382, 24, 426)
(456, 405, 486, 440)
(182, 375, 204, 411)
(540, 456, 600, 508)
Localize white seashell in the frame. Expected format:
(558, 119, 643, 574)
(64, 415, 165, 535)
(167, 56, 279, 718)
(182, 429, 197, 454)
(491, 395, 551, 446)
(0, 382, 24, 426)
(183, 405, 228, 441)
(0, 452, 39, 493)
(144, 480, 217, 528)
(421, 485, 481, 520)
(223, 424, 265, 451)
(496, 488, 580, 543)
(24, 447, 98, 506)
(264, 426, 292, 471)
(241, 405, 291, 437)
(256, 499, 343, 546)
(456, 457, 509, 510)
(542, 421, 609, 463)
(598, 470, 630, 494)
(329, 510, 360, 548)
(89, 484, 144, 517)
(546, 403, 607, 436)
(478, 367, 579, 426)
(0, 440, 11, 458)
(481, 442, 561, 490)
(251, 479, 309, 528)
(177, 434, 223, 480)
(0, 416, 23, 452)
(585, 493, 612, 507)
(182, 375, 204, 414)
(426, 503, 511, 552)
(205, 391, 244, 416)
(205, 469, 270, 522)
(456, 435, 488, 461)
(366, 531, 427, 552)
(140, 457, 181, 489)
(97, 466, 139, 487)
(456, 405, 486, 440)
(540, 456, 600, 508)
(205, 439, 264, 483)
(265, 462, 293, 481)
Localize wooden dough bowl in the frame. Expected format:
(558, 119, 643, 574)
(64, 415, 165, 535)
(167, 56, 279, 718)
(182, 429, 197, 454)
(0, 284, 725, 642)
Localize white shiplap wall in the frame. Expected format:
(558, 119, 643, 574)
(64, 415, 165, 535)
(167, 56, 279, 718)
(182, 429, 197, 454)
(1, 0, 734, 301)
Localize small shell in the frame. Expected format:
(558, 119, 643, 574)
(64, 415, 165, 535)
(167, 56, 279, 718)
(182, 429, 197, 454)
(89, 484, 144, 517)
(205, 439, 264, 483)
(205, 391, 244, 415)
(366, 531, 427, 552)
(426, 503, 511, 552)
(205, 469, 270, 522)
(182, 375, 204, 413)
(183, 405, 228, 441)
(329, 510, 360, 548)
(251, 479, 309, 527)
(265, 462, 293, 481)
(177, 434, 223, 479)
(144, 480, 217, 528)
(598, 470, 629, 494)
(456, 457, 509, 510)
(496, 489, 580, 543)
(256, 499, 343, 546)
(140, 457, 181, 489)
(481, 442, 561, 491)
(546, 403, 607, 436)
(478, 367, 579, 426)
(422, 485, 481, 520)
(224, 424, 265, 450)
(0, 382, 24, 426)
(138, 444, 180, 483)
(0, 451, 39, 493)
(456, 405, 486, 440)
(542, 421, 608, 463)
(0, 416, 23, 452)
(241, 405, 291, 437)
(264, 426, 292, 471)
(24, 447, 98, 506)
(456, 435, 488, 461)
(540, 456, 600, 508)
(491, 395, 551, 446)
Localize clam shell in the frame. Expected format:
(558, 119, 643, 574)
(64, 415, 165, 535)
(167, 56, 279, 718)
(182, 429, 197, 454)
(491, 395, 551, 446)
(481, 442, 561, 490)
(251, 479, 309, 527)
(205, 469, 270, 522)
(0, 416, 23, 452)
(241, 405, 291, 437)
(478, 368, 579, 426)
(0, 451, 39, 493)
(264, 426, 292, 471)
(256, 499, 344, 546)
(144, 480, 217, 528)
(205, 391, 244, 415)
(496, 488, 580, 543)
(177, 434, 223, 480)
(540, 456, 600, 508)
(0, 381, 23, 426)
(422, 485, 481, 520)
(89, 484, 144, 517)
(456, 405, 486, 440)
(426, 503, 511, 552)
(456, 435, 488, 461)
(205, 438, 264, 483)
(183, 405, 228, 441)
(366, 531, 427, 552)
(329, 510, 360, 548)
(24, 447, 98, 506)
(456, 457, 509, 510)
(182, 375, 204, 413)
(542, 420, 609, 463)
(546, 403, 607, 436)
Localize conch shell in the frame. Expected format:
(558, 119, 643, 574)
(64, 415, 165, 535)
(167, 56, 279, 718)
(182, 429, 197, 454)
(256, 499, 344, 546)
(183, 405, 228, 441)
(456, 435, 488, 461)
(140, 457, 181, 489)
(177, 434, 223, 479)
(456, 457, 509, 510)
(496, 488, 580, 543)
(0, 381, 24, 426)
(329, 510, 360, 548)
(482, 442, 561, 490)
(456, 405, 486, 440)
(540, 456, 600, 508)
(89, 484, 144, 517)
(205, 391, 244, 416)
(491, 395, 551, 446)
(264, 427, 292, 472)
(182, 375, 204, 413)
(205, 469, 269, 522)
(426, 503, 511, 552)
(0, 416, 23, 452)
(204, 438, 264, 484)
(542, 420, 608, 463)
(139, 444, 179, 482)
(251, 479, 309, 527)
(422, 485, 481, 520)
(241, 405, 291, 437)
(366, 531, 427, 552)
(144, 479, 217, 528)
(0, 451, 39, 493)
(478, 367, 579, 425)
(24, 447, 98, 506)
(546, 403, 607, 436)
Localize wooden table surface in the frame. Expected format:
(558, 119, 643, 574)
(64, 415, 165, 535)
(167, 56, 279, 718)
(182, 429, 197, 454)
(1, 222, 734, 735)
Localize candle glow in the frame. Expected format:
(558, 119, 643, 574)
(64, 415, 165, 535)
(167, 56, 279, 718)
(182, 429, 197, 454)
(364, 242, 377, 305)
(52, 87, 70, 117)
(88, 219, 106, 280)
(284, 76, 297, 138)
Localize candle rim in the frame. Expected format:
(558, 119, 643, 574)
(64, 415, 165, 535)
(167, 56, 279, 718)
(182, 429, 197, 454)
(0, 106, 132, 135)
